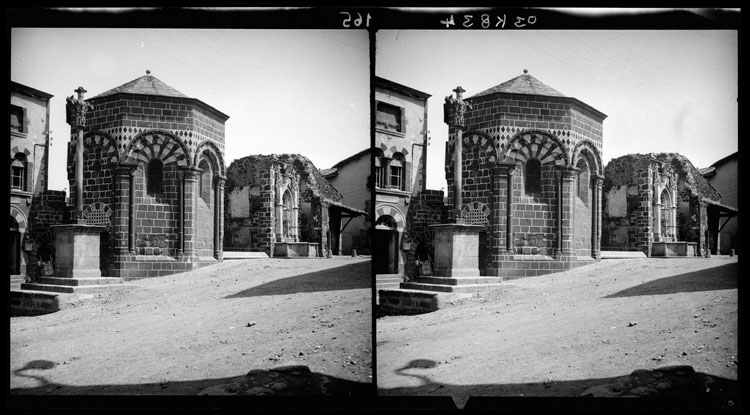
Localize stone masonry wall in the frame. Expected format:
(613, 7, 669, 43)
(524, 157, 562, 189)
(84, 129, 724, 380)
(404, 190, 448, 278)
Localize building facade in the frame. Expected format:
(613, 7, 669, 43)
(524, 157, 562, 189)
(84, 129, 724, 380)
(443, 70, 607, 278)
(323, 148, 372, 256)
(9, 81, 54, 279)
(701, 152, 739, 254)
(66, 71, 229, 279)
(225, 153, 365, 257)
(374, 77, 431, 275)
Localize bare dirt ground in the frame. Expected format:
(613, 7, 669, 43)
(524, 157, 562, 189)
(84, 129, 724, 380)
(9, 256, 372, 404)
(376, 257, 740, 410)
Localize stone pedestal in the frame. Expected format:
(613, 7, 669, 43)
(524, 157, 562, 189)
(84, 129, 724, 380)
(51, 224, 106, 279)
(273, 242, 319, 258)
(429, 223, 485, 277)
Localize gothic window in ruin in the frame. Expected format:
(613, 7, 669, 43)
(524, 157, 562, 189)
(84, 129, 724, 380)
(376, 101, 404, 133)
(10, 105, 24, 133)
(146, 159, 163, 195)
(11, 153, 27, 191)
(199, 159, 212, 203)
(525, 158, 541, 194)
(576, 158, 590, 203)
(390, 153, 405, 190)
(282, 189, 293, 239)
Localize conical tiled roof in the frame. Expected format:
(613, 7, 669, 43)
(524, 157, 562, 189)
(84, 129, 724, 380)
(92, 71, 189, 99)
(470, 70, 566, 99)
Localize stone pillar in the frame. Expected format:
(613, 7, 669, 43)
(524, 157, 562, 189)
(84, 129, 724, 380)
(653, 195, 662, 243)
(560, 166, 577, 258)
(670, 205, 678, 241)
(429, 223, 485, 277)
(114, 163, 137, 256)
(182, 167, 200, 259)
(65, 86, 93, 224)
(498, 162, 516, 254)
(275, 189, 285, 242)
(454, 130, 464, 221)
(214, 175, 226, 260)
(51, 224, 106, 279)
(292, 186, 300, 242)
(444, 86, 472, 223)
(593, 174, 604, 260)
(128, 167, 136, 253)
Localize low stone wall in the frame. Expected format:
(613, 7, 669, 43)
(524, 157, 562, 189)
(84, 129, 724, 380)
(378, 289, 438, 315)
(10, 291, 61, 316)
(111, 255, 219, 280)
(492, 257, 597, 279)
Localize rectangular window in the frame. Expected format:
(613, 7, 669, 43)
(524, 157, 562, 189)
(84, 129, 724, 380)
(390, 164, 402, 190)
(10, 105, 24, 133)
(376, 102, 403, 133)
(11, 166, 25, 190)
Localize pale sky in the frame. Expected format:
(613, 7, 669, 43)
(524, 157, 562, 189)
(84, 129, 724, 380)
(376, 30, 738, 191)
(10, 28, 370, 191)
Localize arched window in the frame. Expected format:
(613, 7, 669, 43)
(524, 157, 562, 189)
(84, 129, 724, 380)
(525, 159, 541, 194)
(390, 153, 405, 191)
(199, 159, 212, 203)
(576, 159, 589, 201)
(147, 159, 163, 195)
(374, 150, 384, 189)
(11, 153, 27, 191)
(282, 190, 293, 239)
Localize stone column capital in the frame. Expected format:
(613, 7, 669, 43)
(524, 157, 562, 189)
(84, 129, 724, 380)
(179, 166, 202, 180)
(497, 161, 517, 176)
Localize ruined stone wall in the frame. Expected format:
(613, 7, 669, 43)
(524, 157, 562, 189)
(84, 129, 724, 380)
(602, 153, 719, 254)
(225, 157, 275, 253)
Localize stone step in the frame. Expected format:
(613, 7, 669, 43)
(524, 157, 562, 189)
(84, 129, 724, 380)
(413, 276, 503, 286)
(400, 281, 504, 294)
(377, 288, 474, 316)
(10, 276, 25, 291)
(10, 289, 95, 316)
(601, 251, 648, 259)
(37, 277, 124, 286)
(20, 282, 131, 294)
(376, 282, 402, 291)
(223, 251, 270, 260)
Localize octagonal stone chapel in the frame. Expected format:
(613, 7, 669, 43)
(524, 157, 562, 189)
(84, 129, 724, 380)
(66, 71, 229, 279)
(443, 70, 607, 278)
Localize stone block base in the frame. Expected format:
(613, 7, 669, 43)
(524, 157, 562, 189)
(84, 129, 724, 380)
(273, 242, 319, 258)
(651, 242, 698, 257)
(490, 255, 597, 279)
(111, 255, 219, 280)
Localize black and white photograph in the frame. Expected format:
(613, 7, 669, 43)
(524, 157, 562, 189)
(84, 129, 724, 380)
(9, 20, 372, 403)
(373, 19, 738, 409)
(7, 6, 741, 413)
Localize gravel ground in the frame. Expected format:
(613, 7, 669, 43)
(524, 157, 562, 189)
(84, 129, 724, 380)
(10, 256, 372, 405)
(376, 256, 739, 409)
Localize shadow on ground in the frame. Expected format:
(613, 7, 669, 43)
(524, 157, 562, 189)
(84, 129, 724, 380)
(604, 263, 737, 298)
(9, 359, 372, 409)
(377, 359, 739, 410)
(225, 262, 370, 298)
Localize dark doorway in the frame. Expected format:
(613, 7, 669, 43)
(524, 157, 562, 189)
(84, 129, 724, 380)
(10, 216, 20, 275)
(100, 231, 110, 277)
(375, 216, 399, 274)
